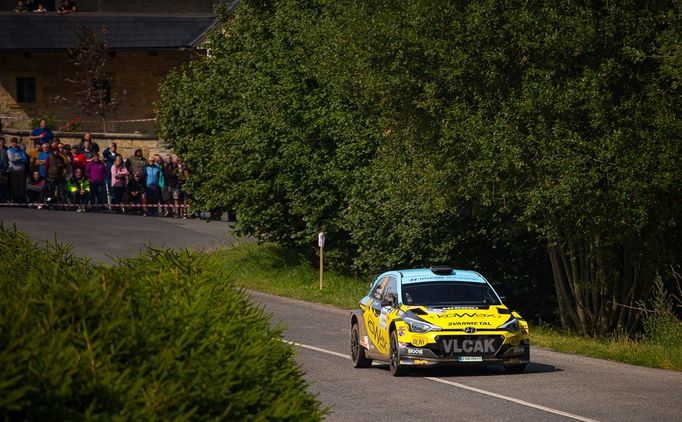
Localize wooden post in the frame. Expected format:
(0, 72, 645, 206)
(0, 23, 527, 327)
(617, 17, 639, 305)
(318, 232, 325, 290)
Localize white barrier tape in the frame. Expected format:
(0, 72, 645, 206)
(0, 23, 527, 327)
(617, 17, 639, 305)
(0, 202, 188, 208)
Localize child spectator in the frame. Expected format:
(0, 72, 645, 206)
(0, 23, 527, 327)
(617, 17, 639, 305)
(110, 156, 128, 213)
(26, 170, 48, 207)
(67, 167, 89, 212)
(85, 152, 106, 211)
(126, 171, 145, 214)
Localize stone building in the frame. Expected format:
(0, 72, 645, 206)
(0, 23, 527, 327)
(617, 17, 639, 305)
(0, 0, 231, 157)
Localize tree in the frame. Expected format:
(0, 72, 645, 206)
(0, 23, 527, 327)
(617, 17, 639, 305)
(65, 24, 120, 132)
(157, 0, 682, 335)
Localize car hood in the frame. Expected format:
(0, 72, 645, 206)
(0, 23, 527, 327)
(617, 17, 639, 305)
(401, 305, 514, 330)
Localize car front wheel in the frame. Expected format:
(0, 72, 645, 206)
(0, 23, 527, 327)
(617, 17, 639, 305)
(351, 323, 372, 368)
(389, 330, 408, 376)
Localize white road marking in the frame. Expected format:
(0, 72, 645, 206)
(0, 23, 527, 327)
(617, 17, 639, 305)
(283, 339, 600, 422)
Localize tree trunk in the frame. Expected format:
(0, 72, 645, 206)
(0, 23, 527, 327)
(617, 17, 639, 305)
(547, 240, 653, 337)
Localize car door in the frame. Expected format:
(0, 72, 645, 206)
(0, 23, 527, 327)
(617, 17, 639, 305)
(363, 275, 397, 357)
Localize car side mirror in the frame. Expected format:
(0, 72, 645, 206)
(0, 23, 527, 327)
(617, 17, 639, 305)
(499, 296, 507, 303)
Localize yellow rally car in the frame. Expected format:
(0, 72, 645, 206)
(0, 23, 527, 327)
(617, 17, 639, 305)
(350, 266, 529, 376)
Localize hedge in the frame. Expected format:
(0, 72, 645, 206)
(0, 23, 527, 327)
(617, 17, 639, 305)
(0, 226, 323, 421)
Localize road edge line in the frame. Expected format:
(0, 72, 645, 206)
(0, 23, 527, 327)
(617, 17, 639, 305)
(283, 339, 600, 422)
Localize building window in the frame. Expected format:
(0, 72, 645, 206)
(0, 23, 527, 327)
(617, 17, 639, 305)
(16, 77, 36, 103)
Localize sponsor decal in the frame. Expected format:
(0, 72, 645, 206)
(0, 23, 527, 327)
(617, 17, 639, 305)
(407, 348, 424, 355)
(398, 326, 406, 337)
(367, 319, 387, 349)
(411, 335, 428, 347)
(447, 321, 492, 326)
(464, 327, 476, 334)
(413, 359, 430, 365)
(436, 313, 495, 319)
(442, 338, 496, 354)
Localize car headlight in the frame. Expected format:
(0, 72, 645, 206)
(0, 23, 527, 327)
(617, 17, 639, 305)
(498, 317, 520, 333)
(404, 317, 441, 333)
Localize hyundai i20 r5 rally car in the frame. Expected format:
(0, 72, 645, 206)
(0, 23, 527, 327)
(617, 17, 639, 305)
(349, 266, 530, 376)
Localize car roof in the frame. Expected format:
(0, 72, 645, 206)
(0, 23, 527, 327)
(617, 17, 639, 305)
(396, 268, 488, 285)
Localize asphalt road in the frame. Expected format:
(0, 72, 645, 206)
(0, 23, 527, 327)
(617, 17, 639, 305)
(3, 208, 681, 421)
(0, 207, 245, 264)
(248, 291, 682, 422)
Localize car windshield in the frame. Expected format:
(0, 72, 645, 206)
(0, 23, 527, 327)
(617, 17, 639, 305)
(401, 281, 500, 306)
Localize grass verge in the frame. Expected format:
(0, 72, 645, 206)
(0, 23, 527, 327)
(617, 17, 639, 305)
(216, 242, 682, 372)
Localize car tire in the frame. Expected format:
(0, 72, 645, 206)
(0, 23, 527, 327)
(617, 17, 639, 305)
(351, 323, 372, 368)
(504, 364, 527, 374)
(389, 330, 408, 376)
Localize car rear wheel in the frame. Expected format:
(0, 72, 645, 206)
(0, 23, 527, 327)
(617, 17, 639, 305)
(389, 330, 408, 376)
(351, 323, 372, 368)
(504, 364, 527, 374)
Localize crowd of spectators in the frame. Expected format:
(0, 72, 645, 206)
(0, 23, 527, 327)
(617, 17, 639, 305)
(0, 120, 190, 218)
(14, 0, 77, 14)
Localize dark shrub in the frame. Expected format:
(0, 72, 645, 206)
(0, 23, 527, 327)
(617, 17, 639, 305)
(0, 226, 323, 420)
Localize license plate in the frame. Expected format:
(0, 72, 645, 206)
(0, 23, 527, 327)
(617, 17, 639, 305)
(457, 356, 482, 362)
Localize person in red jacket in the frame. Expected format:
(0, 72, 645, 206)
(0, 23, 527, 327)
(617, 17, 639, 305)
(70, 144, 87, 174)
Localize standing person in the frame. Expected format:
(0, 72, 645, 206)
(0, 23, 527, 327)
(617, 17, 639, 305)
(110, 156, 128, 213)
(27, 142, 41, 175)
(70, 144, 87, 174)
(79, 133, 100, 153)
(126, 149, 147, 183)
(45, 145, 68, 206)
(102, 142, 120, 205)
(143, 157, 163, 216)
(29, 119, 53, 146)
(66, 167, 89, 212)
(85, 152, 106, 211)
(6, 137, 28, 203)
(35, 142, 51, 179)
(81, 138, 96, 163)
(0, 138, 8, 203)
(161, 153, 180, 217)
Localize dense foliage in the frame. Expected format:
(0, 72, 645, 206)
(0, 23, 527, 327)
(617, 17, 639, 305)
(0, 227, 323, 421)
(157, 0, 681, 335)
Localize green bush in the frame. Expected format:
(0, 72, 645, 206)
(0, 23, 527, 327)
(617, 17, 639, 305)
(0, 226, 323, 421)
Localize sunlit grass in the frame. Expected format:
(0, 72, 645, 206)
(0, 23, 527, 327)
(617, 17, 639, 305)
(531, 325, 682, 371)
(215, 242, 682, 371)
